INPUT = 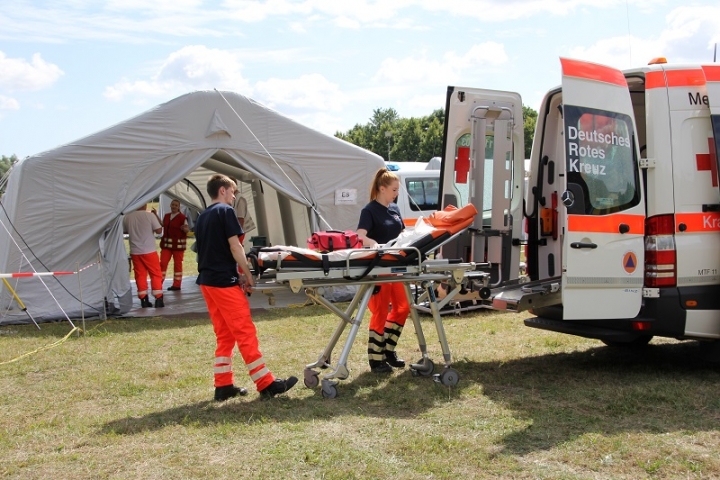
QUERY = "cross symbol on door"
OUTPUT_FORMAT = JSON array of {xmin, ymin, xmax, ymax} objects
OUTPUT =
[{"xmin": 696, "ymin": 137, "xmax": 719, "ymax": 188}]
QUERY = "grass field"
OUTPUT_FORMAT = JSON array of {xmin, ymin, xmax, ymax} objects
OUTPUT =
[{"xmin": 2, "ymin": 305, "xmax": 720, "ymax": 479}]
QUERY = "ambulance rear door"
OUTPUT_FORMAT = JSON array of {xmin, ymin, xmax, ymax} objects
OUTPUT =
[
  {"xmin": 559, "ymin": 58, "xmax": 645, "ymax": 320},
  {"xmin": 703, "ymin": 65, "xmax": 720, "ymax": 187},
  {"xmin": 440, "ymin": 86, "xmax": 525, "ymax": 276}
]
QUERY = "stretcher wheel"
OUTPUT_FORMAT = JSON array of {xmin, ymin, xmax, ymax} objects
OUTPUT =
[
  {"xmin": 411, "ymin": 358, "xmax": 435, "ymax": 377},
  {"xmin": 435, "ymin": 368, "xmax": 460, "ymax": 387},
  {"xmin": 321, "ymin": 380, "xmax": 338, "ymax": 399},
  {"xmin": 304, "ymin": 368, "xmax": 319, "ymax": 388}
]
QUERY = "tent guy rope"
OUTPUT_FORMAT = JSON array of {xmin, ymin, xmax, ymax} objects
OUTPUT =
[{"xmin": 214, "ymin": 89, "xmax": 335, "ymax": 230}]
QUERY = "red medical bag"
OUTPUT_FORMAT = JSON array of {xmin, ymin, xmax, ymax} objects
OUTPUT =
[{"xmin": 307, "ymin": 230, "xmax": 362, "ymax": 252}]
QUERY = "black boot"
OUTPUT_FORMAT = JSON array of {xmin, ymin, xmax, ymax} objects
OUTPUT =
[
  {"xmin": 140, "ymin": 296, "xmax": 152, "ymax": 308},
  {"xmin": 154, "ymin": 296, "xmax": 164, "ymax": 308},
  {"xmin": 384, "ymin": 350, "xmax": 406, "ymax": 368},
  {"xmin": 259, "ymin": 376, "xmax": 299, "ymax": 398},
  {"xmin": 369, "ymin": 360, "xmax": 392, "ymax": 373},
  {"xmin": 214, "ymin": 385, "xmax": 248, "ymax": 402}
]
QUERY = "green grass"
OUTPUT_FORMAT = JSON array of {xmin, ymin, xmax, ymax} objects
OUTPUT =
[{"xmin": 2, "ymin": 307, "xmax": 720, "ymax": 479}]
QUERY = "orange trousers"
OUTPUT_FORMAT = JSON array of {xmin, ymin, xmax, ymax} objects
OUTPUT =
[
  {"xmin": 200, "ymin": 285, "xmax": 274, "ymax": 391},
  {"xmin": 130, "ymin": 252, "xmax": 163, "ymax": 299},
  {"xmin": 160, "ymin": 248, "xmax": 184, "ymax": 288},
  {"xmin": 367, "ymin": 282, "xmax": 410, "ymax": 361}
]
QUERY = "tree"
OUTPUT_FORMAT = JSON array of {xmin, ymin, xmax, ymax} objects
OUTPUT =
[
  {"xmin": 0, "ymin": 154, "xmax": 18, "ymax": 178},
  {"xmin": 522, "ymin": 105, "xmax": 538, "ymax": 159},
  {"xmin": 335, "ymin": 108, "xmax": 443, "ymax": 163}
]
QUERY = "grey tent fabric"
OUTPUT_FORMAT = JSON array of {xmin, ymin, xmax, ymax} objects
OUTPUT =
[{"xmin": 0, "ymin": 90, "xmax": 384, "ymax": 324}]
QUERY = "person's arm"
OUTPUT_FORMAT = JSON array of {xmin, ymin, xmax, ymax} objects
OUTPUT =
[
  {"xmin": 150, "ymin": 210, "xmax": 163, "ymax": 234},
  {"xmin": 356, "ymin": 228, "xmax": 378, "ymax": 248},
  {"xmin": 228, "ymin": 236, "xmax": 255, "ymax": 288}
]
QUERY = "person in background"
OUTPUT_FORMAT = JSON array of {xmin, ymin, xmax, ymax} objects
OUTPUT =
[
  {"xmin": 195, "ymin": 174, "xmax": 297, "ymax": 401},
  {"xmin": 160, "ymin": 199, "xmax": 190, "ymax": 291},
  {"xmin": 232, "ymin": 182, "xmax": 256, "ymax": 245},
  {"xmin": 356, "ymin": 168, "xmax": 409, "ymax": 373},
  {"xmin": 123, "ymin": 204, "xmax": 165, "ymax": 308}
]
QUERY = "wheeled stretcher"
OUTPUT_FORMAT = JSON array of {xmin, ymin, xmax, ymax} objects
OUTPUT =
[{"xmin": 256, "ymin": 205, "xmax": 484, "ymax": 398}]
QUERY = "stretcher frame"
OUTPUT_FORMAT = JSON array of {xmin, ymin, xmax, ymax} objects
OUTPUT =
[{"xmin": 259, "ymin": 243, "xmax": 482, "ymax": 398}]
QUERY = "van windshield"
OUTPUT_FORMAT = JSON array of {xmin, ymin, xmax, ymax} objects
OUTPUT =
[
  {"xmin": 406, "ymin": 177, "xmax": 440, "ymax": 211},
  {"xmin": 564, "ymin": 105, "xmax": 641, "ymax": 214}
]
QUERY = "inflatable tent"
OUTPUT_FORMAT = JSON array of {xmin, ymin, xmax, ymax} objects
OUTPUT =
[{"xmin": 0, "ymin": 90, "xmax": 384, "ymax": 324}]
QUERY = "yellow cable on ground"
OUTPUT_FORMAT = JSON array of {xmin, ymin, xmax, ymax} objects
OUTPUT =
[{"xmin": 0, "ymin": 326, "xmax": 80, "ymax": 365}]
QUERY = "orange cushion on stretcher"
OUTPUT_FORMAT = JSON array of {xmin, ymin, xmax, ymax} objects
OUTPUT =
[{"xmin": 427, "ymin": 204, "xmax": 478, "ymax": 234}]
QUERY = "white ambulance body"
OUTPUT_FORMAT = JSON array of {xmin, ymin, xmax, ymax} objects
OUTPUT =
[
  {"xmin": 387, "ymin": 162, "xmax": 441, "ymax": 228},
  {"xmin": 439, "ymin": 58, "xmax": 720, "ymax": 345}
]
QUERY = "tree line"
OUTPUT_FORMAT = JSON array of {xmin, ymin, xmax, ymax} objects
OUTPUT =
[{"xmin": 335, "ymin": 106, "xmax": 538, "ymax": 162}]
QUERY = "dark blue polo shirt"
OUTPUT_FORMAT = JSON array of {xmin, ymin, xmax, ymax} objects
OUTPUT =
[
  {"xmin": 195, "ymin": 202, "xmax": 244, "ymax": 287},
  {"xmin": 357, "ymin": 200, "xmax": 404, "ymax": 245}
]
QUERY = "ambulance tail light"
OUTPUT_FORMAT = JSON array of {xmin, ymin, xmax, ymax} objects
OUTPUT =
[{"xmin": 644, "ymin": 214, "xmax": 676, "ymax": 288}]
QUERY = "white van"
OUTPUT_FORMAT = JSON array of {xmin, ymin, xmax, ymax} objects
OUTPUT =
[
  {"xmin": 387, "ymin": 162, "xmax": 441, "ymax": 228},
  {"xmin": 439, "ymin": 58, "xmax": 720, "ymax": 347}
]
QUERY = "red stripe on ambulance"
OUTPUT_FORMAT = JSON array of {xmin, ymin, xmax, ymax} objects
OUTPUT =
[
  {"xmin": 646, "ymin": 68, "xmax": 706, "ymax": 89},
  {"xmin": 560, "ymin": 58, "xmax": 627, "ymax": 87},
  {"xmin": 675, "ymin": 212, "xmax": 720, "ymax": 232},
  {"xmin": 701, "ymin": 65, "xmax": 720, "ymax": 82},
  {"xmin": 567, "ymin": 214, "xmax": 644, "ymax": 234}
]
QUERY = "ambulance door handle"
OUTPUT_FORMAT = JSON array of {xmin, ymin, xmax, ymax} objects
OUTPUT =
[
  {"xmin": 618, "ymin": 223, "xmax": 630, "ymax": 234},
  {"xmin": 570, "ymin": 242, "xmax": 597, "ymax": 249}
]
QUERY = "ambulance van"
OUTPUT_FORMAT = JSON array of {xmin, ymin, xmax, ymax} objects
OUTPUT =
[{"xmin": 439, "ymin": 58, "xmax": 720, "ymax": 346}]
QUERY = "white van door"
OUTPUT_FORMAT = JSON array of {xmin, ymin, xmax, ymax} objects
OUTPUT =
[
  {"xmin": 703, "ymin": 66, "xmax": 720, "ymax": 177},
  {"xmin": 560, "ymin": 58, "xmax": 645, "ymax": 319},
  {"xmin": 440, "ymin": 87, "xmax": 525, "ymax": 268}
]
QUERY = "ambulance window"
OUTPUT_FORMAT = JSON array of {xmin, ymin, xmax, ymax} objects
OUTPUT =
[
  {"xmin": 564, "ymin": 106, "xmax": 640, "ymax": 214},
  {"xmin": 406, "ymin": 178, "xmax": 440, "ymax": 211},
  {"xmin": 453, "ymin": 133, "xmax": 495, "ymax": 212}
]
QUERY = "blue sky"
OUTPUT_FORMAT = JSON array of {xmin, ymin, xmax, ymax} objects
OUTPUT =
[{"xmin": 1, "ymin": 1, "xmax": 719, "ymax": 160}]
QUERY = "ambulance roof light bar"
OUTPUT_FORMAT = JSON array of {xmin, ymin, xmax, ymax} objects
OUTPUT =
[{"xmin": 648, "ymin": 57, "xmax": 668, "ymax": 65}]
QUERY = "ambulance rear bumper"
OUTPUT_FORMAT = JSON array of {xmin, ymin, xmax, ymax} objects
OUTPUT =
[{"xmin": 526, "ymin": 285, "xmax": 718, "ymax": 341}]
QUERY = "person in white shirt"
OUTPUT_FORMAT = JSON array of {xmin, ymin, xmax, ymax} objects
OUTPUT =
[{"xmin": 123, "ymin": 204, "xmax": 164, "ymax": 308}]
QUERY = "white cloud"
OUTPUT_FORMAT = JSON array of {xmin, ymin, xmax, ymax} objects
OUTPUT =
[
  {"xmin": 0, "ymin": 52, "xmax": 64, "ymax": 91},
  {"xmin": 0, "ymin": 95, "xmax": 20, "ymax": 110},
  {"xmin": 372, "ymin": 42, "xmax": 508, "ymax": 85},
  {"xmin": 254, "ymin": 73, "xmax": 347, "ymax": 111},
  {"xmin": 104, "ymin": 45, "xmax": 252, "ymax": 100},
  {"xmin": 568, "ymin": 5, "xmax": 720, "ymax": 68}
]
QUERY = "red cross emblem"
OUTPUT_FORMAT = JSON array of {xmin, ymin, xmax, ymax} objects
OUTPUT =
[{"xmin": 696, "ymin": 137, "xmax": 719, "ymax": 187}]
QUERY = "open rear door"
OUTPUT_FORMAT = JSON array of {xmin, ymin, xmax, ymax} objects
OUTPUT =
[
  {"xmin": 439, "ymin": 87, "xmax": 525, "ymax": 283},
  {"xmin": 559, "ymin": 58, "xmax": 645, "ymax": 319},
  {"xmin": 703, "ymin": 65, "xmax": 720, "ymax": 182}
]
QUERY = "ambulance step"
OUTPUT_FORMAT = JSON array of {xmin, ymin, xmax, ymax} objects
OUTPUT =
[{"xmin": 490, "ymin": 277, "xmax": 562, "ymax": 312}]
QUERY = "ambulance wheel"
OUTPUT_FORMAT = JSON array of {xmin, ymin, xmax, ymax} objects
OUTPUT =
[
  {"xmin": 601, "ymin": 335, "xmax": 652, "ymax": 348},
  {"xmin": 438, "ymin": 368, "xmax": 460, "ymax": 387},
  {"xmin": 303, "ymin": 369, "xmax": 319, "ymax": 388},
  {"xmin": 321, "ymin": 384, "xmax": 338, "ymax": 399},
  {"xmin": 411, "ymin": 358, "xmax": 435, "ymax": 377}
]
